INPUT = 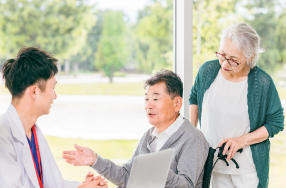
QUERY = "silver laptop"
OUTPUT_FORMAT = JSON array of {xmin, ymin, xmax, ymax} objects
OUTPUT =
[{"xmin": 126, "ymin": 148, "xmax": 175, "ymax": 188}]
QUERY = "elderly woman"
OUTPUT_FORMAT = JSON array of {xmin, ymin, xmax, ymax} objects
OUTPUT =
[{"xmin": 189, "ymin": 22, "xmax": 284, "ymax": 188}]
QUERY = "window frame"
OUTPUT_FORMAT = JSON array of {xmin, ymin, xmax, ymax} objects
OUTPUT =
[{"xmin": 173, "ymin": 0, "xmax": 193, "ymax": 120}]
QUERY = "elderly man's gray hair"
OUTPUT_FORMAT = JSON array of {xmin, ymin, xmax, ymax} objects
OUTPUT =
[
  {"xmin": 144, "ymin": 69, "xmax": 183, "ymax": 99},
  {"xmin": 220, "ymin": 22, "xmax": 264, "ymax": 68}
]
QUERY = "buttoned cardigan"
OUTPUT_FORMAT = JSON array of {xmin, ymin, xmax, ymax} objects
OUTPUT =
[{"xmin": 189, "ymin": 59, "xmax": 284, "ymax": 188}]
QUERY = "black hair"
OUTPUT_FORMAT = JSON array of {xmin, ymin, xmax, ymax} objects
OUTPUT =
[
  {"xmin": 2, "ymin": 47, "xmax": 58, "ymax": 99},
  {"xmin": 144, "ymin": 69, "xmax": 183, "ymax": 99}
]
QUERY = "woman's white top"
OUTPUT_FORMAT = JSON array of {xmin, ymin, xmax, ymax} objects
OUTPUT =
[{"xmin": 201, "ymin": 69, "xmax": 257, "ymax": 174}]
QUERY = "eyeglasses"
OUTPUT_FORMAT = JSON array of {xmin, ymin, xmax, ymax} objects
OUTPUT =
[{"xmin": 216, "ymin": 52, "xmax": 240, "ymax": 67}]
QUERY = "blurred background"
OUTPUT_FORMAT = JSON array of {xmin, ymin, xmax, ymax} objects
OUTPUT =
[{"xmin": 0, "ymin": 0, "xmax": 285, "ymax": 187}]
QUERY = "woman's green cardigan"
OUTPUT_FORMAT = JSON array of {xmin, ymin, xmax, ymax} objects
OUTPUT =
[{"xmin": 189, "ymin": 59, "xmax": 284, "ymax": 188}]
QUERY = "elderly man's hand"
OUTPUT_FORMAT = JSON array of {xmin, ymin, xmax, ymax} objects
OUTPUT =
[
  {"xmin": 218, "ymin": 137, "xmax": 247, "ymax": 161},
  {"xmin": 62, "ymin": 144, "xmax": 97, "ymax": 166}
]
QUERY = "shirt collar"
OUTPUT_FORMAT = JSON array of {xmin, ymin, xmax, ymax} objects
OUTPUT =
[{"xmin": 151, "ymin": 115, "xmax": 184, "ymax": 138}]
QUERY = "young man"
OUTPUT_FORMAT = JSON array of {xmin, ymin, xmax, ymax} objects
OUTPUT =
[
  {"xmin": 0, "ymin": 47, "xmax": 107, "ymax": 188},
  {"xmin": 62, "ymin": 70, "xmax": 209, "ymax": 188}
]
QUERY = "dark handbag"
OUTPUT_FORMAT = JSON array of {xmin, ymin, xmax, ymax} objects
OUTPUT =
[{"xmin": 202, "ymin": 143, "xmax": 243, "ymax": 188}]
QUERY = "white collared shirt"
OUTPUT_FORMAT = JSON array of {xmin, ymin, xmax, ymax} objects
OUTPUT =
[{"xmin": 150, "ymin": 115, "xmax": 184, "ymax": 152}]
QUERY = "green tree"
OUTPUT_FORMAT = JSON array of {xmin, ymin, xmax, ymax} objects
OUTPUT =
[
  {"xmin": 70, "ymin": 44, "xmax": 92, "ymax": 76},
  {"xmin": 0, "ymin": 0, "xmax": 95, "ymax": 69},
  {"xmin": 134, "ymin": 0, "xmax": 173, "ymax": 73},
  {"xmin": 193, "ymin": 0, "xmax": 239, "ymax": 71},
  {"xmin": 241, "ymin": 0, "xmax": 285, "ymax": 74},
  {"xmin": 0, "ymin": 0, "xmax": 43, "ymax": 60},
  {"xmin": 277, "ymin": 8, "xmax": 286, "ymax": 65},
  {"xmin": 135, "ymin": 0, "xmax": 238, "ymax": 73},
  {"xmin": 95, "ymin": 11, "xmax": 129, "ymax": 83},
  {"xmin": 70, "ymin": 10, "xmax": 105, "ymax": 73},
  {"xmin": 43, "ymin": 0, "xmax": 96, "ymax": 74}
]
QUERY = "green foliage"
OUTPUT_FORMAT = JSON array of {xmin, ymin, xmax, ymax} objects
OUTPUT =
[
  {"xmin": 0, "ymin": 0, "xmax": 95, "ymax": 61},
  {"xmin": 193, "ymin": 0, "xmax": 240, "ymax": 71},
  {"xmin": 134, "ymin": 0, "xmax": 173, "ymax": 73},
  {"xmin": 70, "ymin": 10, "xmax": 105, "ymax": 70},
  {"xmin": 113, "ymin": 72, "xmax": 126, "ymax": 77},
  {"xmin": 192, "ymin": 0, "xmax": 286, "ymax": 74},
  {"xmin": 0, "ymin": 0, "xmax": 285, "ymax": 76},
  {"xmin": 242, "ymin": 0, "xmax": 284, "ymax": 74},
  {"xmin": 276, "ymin": 4, "xmax": 286, "ymax": 69},
  {"xmin": 95, "ymin": 11, "xmax": 129, "ymax": 82},
  {"xmin": 0, "ymin": 82, "xmax": 145, "ymax": 96}
]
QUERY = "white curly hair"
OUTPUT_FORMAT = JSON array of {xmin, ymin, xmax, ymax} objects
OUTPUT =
[{"xmin": 220, "ymin": 22, "xmax": 265, "ymax": 68}]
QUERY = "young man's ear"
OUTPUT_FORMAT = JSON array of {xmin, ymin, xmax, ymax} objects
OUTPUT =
[{"xmin": 28, "ymin": 85, "xmax": 38, "ymax": 99}]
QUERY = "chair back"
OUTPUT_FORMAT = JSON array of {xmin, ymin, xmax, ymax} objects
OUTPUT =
[{"xmin": 202, "ymin": 147, "xmax": 216, "ymax": 188}]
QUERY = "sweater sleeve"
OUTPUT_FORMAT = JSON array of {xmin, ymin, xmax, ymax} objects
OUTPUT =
[
  {"xmin": 91, "ymin": 133, "xmax": 145, "ymax": 187},
  {"xmin": 263, "ymin": 80, "xmax": 284, "ymax": 138},
  {"xmin": 165, "ymin": 135, "xmax": 209, "ymax": 188},
  {"xmin": 189, "ymin": 72, "xmax": 200, "ymax": 105}
]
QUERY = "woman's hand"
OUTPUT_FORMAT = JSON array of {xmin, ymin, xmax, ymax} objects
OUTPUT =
[
  {"xmin": 218, "ymin": 137, "xmax": 247, "ymax": 161},
  {"xmin": 218, "ymin": 126, "xmax": 269, "ymax": 161}
]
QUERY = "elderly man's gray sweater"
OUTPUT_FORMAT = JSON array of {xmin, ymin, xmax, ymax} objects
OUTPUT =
[{"xmin": 91, "ymin": 119, "xmax": 209, "ymax": 188}]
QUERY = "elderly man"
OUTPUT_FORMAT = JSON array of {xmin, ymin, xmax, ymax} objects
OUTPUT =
[{"xmin": 63, "ymin": 70, "xmax": 209, "ymax": 188}]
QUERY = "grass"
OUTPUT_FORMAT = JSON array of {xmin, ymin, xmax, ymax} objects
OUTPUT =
[
  {"xmin": 2, "ymin": 82, "xmax": 286, "ymax": 98},
  {"xmin": 54, "ymin": 83, "xmax": 145, "ymax": 95},
  {"xmin": 269, "ymin": 132, "xmax": 286, "ymax": 188},
  {"xmin": 46, "ymin": 133, "xmax": 286, "ymax": 188},
  {"xmin": 45, "ymin": 136, "xmax": 139, "ymax": 160},
  {"xmin": 0, "ymin": 82, "xmax": 145, "ymax": 96}
]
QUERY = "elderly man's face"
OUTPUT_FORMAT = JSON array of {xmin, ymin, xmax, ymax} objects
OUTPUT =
[{"xmin": 144, "ymin": 82, "xmax": 180, "ymax": 130}]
